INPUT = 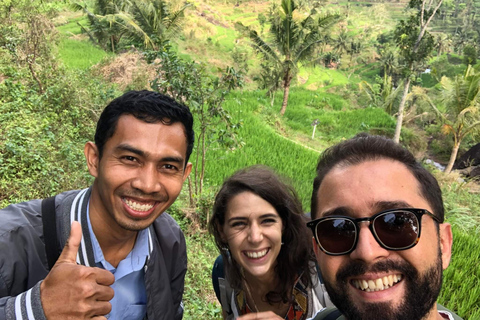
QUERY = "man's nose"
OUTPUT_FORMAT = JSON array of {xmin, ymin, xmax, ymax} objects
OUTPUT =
[
  {"xmin": 131, "ymin": 164, "xmax": 162, "ymax": 194},
  {"xmin": 349, "ymin": 224, "xmax": 389, "ymax": 262}
]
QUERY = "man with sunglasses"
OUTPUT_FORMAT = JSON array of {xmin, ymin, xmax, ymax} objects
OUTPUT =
[{"xmin": 307, "ymin": 133, "xmax": 462, "ymax": 320}]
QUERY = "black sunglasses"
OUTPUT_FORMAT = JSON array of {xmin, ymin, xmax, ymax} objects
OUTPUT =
[{"xmin": 307, "ymin": 208, "xmax": 440, "ymax": 256}]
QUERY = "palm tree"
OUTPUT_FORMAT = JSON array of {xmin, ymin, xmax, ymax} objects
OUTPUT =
[
  {"xmin": 422, "ymin": 65, "xmax": 480, "ymax": 173},
  {"xmin": 74, "ymin": 0, "xmax": 187, "ymax": 52},
  {"xmin": 359, "ymin": 75, "xmax": 403, "ymax": 115},
  {"xmin": 238, "ymin": 0, "xmax": 340, "ymax": 115},
  {"xmin": 129, "ymin": 0, "xmax": 189, "ymax": 49}
]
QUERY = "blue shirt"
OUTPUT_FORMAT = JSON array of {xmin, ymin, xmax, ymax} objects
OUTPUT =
[{"xmin": 87, "ymin": 207, "xmax": 149, "ymax": 320}]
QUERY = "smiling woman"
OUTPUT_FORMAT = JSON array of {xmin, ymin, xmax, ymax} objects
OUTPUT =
[{"xmin": 208, "ymin": 165, "xmax": 330, "ymax": 320}]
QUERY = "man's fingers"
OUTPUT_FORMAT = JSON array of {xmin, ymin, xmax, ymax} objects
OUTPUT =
[
  {"xmin": 90, "ymin": 301, "xmax": 112, "ymax": 316},
  {"xmin": 94, "ymin": 284, "xmax": 115, "ymax": 302},
  {"xmin": 56, "ymin": 221, "xmax": 82, "ymax": 264},
  {"xmin": 93, "ymin": 267, "xmax": 115, "ymax": 286}
]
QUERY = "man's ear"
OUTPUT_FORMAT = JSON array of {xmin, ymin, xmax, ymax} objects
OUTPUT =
[
  {"xmin": 84, "ymin": 142, "xmax": 100, "ymax": 178},
  {"xmin": 439, "ymin": 222, "xmax": 453, "ymax": 270},
  {"xmin": 183, "ymin": 162, "xmax": 193, "ymax": 182}
]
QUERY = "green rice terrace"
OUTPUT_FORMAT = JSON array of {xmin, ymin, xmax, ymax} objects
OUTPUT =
[{"xmin": 1, "ymin": 0, "xmax": 480, "ymax": 318}]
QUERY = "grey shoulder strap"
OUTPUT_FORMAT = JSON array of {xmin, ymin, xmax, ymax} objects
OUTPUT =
[
  {"xmin": 218, "ymin": 276, "xmax": 233, "ymax": 315},
  {"xmin": 313, "ymin": 307, "xmax": 342, "ymax": 320}
]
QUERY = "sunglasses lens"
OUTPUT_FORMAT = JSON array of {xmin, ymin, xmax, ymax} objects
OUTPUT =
[
  {"xmin": 373, "ymin": 211, "xmax": 419, "ymax": 249},
  {"xmin": 316, "ymin": 218, "xmax": 356, "ymax": 254}
]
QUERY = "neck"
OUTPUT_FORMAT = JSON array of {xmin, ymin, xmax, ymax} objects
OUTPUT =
[
  {"xmin": 244, "ymin": 270, "xmax": 278, "ymax": 297},
  {"xmin": 243, "ymin": 271, "xmax": 291, "ymax": 316},
  {"xmin": 88, "ymin": 188, "xmax": 138, "ymax": 268}
]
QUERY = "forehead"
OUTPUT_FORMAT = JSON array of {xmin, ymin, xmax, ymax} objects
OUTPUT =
[
  {"xmin": 226, "ymin": 191, "xmax": 278, "ymax": 218},
  {"xmin": 316, "ymin": 159, "xmax": 432, "ymax": 217},
  {"xmin": 109, "ymin": 115, "xmax": 188, "ymax": 156}
]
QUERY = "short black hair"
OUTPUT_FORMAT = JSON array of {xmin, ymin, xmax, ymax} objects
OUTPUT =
[
  {"xmin": 209, "ymin": 165, "xmax": 315, "ymax": 304},
  {"xmin": 94, "ymin": 90, "xmax": 194, "ymax": 163},
  {"xmin": 311, "ymin": 133, "xmax": 444, "ymax": 222}
]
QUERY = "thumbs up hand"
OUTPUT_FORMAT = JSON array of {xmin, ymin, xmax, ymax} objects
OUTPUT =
[{"xmin": 40, "ymin": 221, "xmax": 115, "ymax": 319}]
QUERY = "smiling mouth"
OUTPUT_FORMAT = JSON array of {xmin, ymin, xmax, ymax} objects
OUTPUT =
[
  {"xmin": 123, "ymin": 197, "xmax": 157, "ymax": 212},
  {"xmin": 352, "ymin": 274, "xmax": 402, "ymax": 292},
  {"xmin": 244, "ymin": 249, "xmax": 269, "ymax": 259}
]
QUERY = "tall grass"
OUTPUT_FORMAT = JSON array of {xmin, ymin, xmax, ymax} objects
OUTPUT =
[{"xmin": 440, "ymin": 227, "xmax": 480, "ymax": 319}]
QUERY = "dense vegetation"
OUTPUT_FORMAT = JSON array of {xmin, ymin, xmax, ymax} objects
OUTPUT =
[{"xmin": 1, "ymin": 0, "xmax": 480, "ymax": 318}]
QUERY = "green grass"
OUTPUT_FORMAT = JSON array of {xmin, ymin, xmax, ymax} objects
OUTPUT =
[
  {"xmin": 57, "ymin": 38, "xmax": 112, "ymax": 70},
  {"xmin": 56, "ymin": 15, "xmax": 89, "ymax": 36},
  {"xmin": 440, "ymin": 227, "xmax": 480, "ymax": 320}
]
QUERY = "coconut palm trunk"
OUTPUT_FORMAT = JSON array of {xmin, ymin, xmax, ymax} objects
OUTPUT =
[
  {"xmin": 393, "ymin": 76, "xmax": 411, "ymax": 143},
  {"xmin": 445, "ymin": 138, "xmax": 460, "ymax": 174},
  {"xmin": 280, "ymin": 71, "xmax": 292, "ymax": 116}
]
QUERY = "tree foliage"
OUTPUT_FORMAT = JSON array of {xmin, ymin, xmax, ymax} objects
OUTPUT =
[
  {"xmin": 418, "ymin": 65, "xmax": 480, "ymax": 173},
  {"xmin": 150, "ymin": 44, "xmax": 243, "ymax": 223},
  {"xmin": 237, "ymin": 0, "xmax": 340, "ymax": 115},
  {"xmin": 72, "ymin": 0, "xmax": 188, "ymax": 52},
  {"xmin": 392, "ymin": 0, "xmax": 443, "ymax": 143}
]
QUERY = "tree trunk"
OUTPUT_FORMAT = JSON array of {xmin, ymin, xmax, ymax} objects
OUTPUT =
[
  {"xmin": 199, "ymin": 126, "xmax": 206, "ymax": 196},
  {"xmin": 187, "ymin": 175, "xmax": 194, "ymax": 207},
  {"xmin": 393, "ymin": 76, "xmax": 412, "ymax": 143},
  {"xmin": 28, "ymin": 62, "xmax": 44, "ymax": 94},
  {"xmin": 445, "ymin": 139, "xmax": 461, "ymax": 174},
  {"xmin": 280, "ymin": 74, "xmax": 291, "ymax": 116}
]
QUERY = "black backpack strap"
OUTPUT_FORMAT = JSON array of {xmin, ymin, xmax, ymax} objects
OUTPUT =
[{"xmin": 41, "ymin": 196, "xmax": 59, "ymax": 270}]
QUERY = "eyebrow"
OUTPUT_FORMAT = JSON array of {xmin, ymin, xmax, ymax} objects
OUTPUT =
[
  {"xmin": 115, "ymin": 144, "xmax": 184, "ymax": 164},
  {"xmin": 227, "ymin": 213, "xmax": 279, "ymax": 223},
  {"xmin": 320, "ymin": 201, "xmax": 413, "ymax": 218},
  {"xmin": 374, "ymin": 201, "xmax": 413, "ymax": 212},
  {"xmin": 321, "ymin": 207, "xmax": 354, "ymax": 217},
  {"xmin": 115, "ymin": 144, "xmax": 145, "ymax": 157}
]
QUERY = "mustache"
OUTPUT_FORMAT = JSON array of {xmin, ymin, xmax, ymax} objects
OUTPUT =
[
  {"xmin": 336, "ymin": 259, "xmax": 418, "ymax": 282},
  {"xmin": 121, "ymin": 190, "xmax": 167, "ymax": 202}
]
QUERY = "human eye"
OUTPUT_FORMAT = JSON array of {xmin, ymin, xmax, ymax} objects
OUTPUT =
[
  {"xmin": 230, "ymin": 221, "xmax": 247, "ymax": 228},
  {"xmin": 262, "ymin": 217, "xmax": 278, "ymax": 225},
  {"xmin": 121, "ymin": 155, "xmax": 138, "ymax": 163},
  {"xmin": 160, "ymin": 163, "xmax": 181, "ymax": 174}
]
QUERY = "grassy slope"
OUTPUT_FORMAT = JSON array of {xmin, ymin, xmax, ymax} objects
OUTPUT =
[{"xmin": 50, "ymin": 1, "xmax": 480, "ymax": 318}]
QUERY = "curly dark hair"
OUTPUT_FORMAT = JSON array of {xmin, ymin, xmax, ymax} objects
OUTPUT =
[{"xmin": 209, "ymin": 165, "xmax": 316, "ymax": 305}]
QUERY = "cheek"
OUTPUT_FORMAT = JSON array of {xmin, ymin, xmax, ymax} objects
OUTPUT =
[
  {"xmin": 319, "ymin": 256, "xmax": 343, "ymax": 282},
  {"xmin": 224, "ymin": 229, "xmax": 245, "ymax": 251}
]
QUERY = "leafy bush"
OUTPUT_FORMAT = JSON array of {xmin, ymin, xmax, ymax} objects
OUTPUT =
[{"xmin": 0, "ymin": 68, "xmax": 118, "ymax": 207}]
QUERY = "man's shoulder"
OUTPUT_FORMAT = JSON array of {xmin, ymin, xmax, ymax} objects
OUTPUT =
[
  {"xmin": 151, "ymin": 212, "xmax": 185, "ymax": 243},
  {"xmin": 437, "ymin": 303, "xmax": 464, "ymax": 320},
  {"xmin": 309, "ymin": 307, "xmax": 345, "ymax": 320}
]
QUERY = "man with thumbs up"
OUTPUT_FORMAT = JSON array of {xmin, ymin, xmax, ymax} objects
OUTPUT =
[{"xmin": 0, "ymin": 90, "xmax": 194, "ymax": 320}]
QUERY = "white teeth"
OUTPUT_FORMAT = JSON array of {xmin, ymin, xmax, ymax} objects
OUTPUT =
[
  {"xmin": 124, "ymin": 198, "xmax": 154, "ymax": 212},
  {"xmin": 353, "ymin": 274, "xmax": 402, "ymax": 292},
  {"xmin": 245, "ymin": 249, "xmax": 268, "ymax": 259}
]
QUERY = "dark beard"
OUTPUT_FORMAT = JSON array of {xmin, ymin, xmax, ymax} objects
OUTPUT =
[{"xmin": 323, "ymin": 253, "xmax": 443, "ymax": 320}]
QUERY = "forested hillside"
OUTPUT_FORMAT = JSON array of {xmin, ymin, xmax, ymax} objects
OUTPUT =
[{"xmin": 1, "ymin": 0, "xmax": 480, "ymax": 318}]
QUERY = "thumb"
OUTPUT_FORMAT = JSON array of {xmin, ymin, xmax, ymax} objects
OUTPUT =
[{"xmin": 56, "ymin": 221, "xmax": 82, "ymax": 264}]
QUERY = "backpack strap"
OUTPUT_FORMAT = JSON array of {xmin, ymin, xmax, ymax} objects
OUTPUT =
[
  {"xmin": 313, "ymin": 307, "xmax": 342, "ymax": 320},
  {"xmin": 212, "ymin": 255, "xmax": 233, "ymax": 316},
  {"xmin": 41, "ymin": 196, "xmax": 59, "ymax": 270}
]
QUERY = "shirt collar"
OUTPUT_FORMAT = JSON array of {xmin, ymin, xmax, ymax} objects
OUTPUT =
[{"xmin": 86, "ymin": 201, "xmax": 150, "ymax": 271}]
